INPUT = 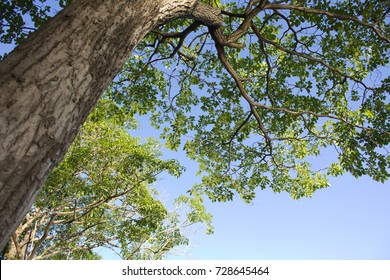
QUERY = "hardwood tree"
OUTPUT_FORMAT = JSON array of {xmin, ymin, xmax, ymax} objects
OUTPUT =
[
  {"xmin": 1, "ymin": 99, "xmax": 210, "ymax": 260},
  {"xmin": 0, "ymin": 0, "xmax": 389, "ymax": 251}
]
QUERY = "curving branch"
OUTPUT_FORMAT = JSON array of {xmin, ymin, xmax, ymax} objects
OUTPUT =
[
  {"xmin": 224, "ymin": 0, "xmax": 268, "ymax": 44},
  {"xmin": 265, "ymin": 3, "xmax": 390, "ymax": 43},
  {"xmin": 250, "ymin": 22, "xmax": 374, "ymax": 90},
  {"xmin": 209, "ymin": 27, "xmax": 273, "ymax": 152},
  {"xmin": 154, "ymin": 21, "xmax": 202, "ymax": 59}
]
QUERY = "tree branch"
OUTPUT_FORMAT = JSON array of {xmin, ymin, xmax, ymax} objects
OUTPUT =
[
  {"xmin": 187, "ymin": 2, "xmax": 223, "ymax": 27},
  {"xmin": 251, "ymin": 102, "xmax": 390, "ymax": 136},
  {"xmin": 28, "ymin": 214, "xmax": 55, "ymax": 260},
  {"xmin": 209, "ymin": 27, "xmax": 273, "ymax": 151},
  {"xmin": 265, "ymin": 3, "xmax": 390, "ymax": 43},
  {"xmin": 250, "ymin": 23, "xmax": 374, "ymax": 90},
  {"xmin": 225, "ymin": 0, "xmax": 267, "ymax": 44}
]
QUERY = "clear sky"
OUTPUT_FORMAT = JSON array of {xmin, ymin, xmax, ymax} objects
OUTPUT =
[{"xmin": 1, "ymin": 0, "xmax": 389, "ymax": 261}]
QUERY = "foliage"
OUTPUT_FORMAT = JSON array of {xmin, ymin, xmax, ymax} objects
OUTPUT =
[
  {"xmin": 1, "ymin": 0, "xmax": 389, "ymax": 203},
  {"xmin": 1, "ymin": 99, "xmax": 211, "ymax": 260},
  {"xmin": 109, "ymin": 0, "xmax": 390, "ymax": 201},
  {"xmin": 1, "ymin": 0, "xmax": 49, "ymax": 44}
]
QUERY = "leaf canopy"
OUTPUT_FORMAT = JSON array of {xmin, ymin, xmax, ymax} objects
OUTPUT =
[{"xmin": 107, "ymin": 0, "xmax": 390, "ymax": 201}]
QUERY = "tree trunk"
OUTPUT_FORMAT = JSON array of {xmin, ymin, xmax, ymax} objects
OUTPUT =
[{"xmin": 0, "ymin": 0, "xmax": 221, "ymax": 251}]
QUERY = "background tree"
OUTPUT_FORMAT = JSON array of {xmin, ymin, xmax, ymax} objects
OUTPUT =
[
  {"xmin": 0, "ymin": 0, "xmax": 389, "ymax": 250},
  {"xmin": 1, "ymin": 99, "xmax": 211, "ymax": 260}
]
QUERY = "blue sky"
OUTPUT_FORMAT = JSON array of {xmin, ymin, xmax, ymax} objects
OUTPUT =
[
  {"xmin": 193, "ymin": 175, "xmax": 390, "ymax": 259},
  {"xmin": 1, "ymin": 0, "xmax": 389, "ymax": 260}
]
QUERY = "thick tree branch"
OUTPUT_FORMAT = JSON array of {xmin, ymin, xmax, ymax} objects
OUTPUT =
[
  {"xmin": 225, "ymin": 0, "xmax": 267, "ymax": 44},
  {"xmin": 10, "ymin": 233, "xmax": 23, "ymax": 259},
  {"xmin": 187, "ymin": 1, "xmax": 223, "ymax": 27},
  {"xmin": 155, "ymin": 21, "xmax": 202, "ymax": 59},
  {"xmin": 28, "ymin": 214, "xmax": 55, "ymax": 260}
]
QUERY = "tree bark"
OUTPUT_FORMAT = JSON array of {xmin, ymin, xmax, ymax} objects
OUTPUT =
[{"xmin": 0, "ymin": 0, "xmax": 221, "ymax": 251}]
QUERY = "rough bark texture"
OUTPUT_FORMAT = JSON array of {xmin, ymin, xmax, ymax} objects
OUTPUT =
[{"xmin": 0, "ymin": 0, "xmax": 221, "ymax": 251}]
